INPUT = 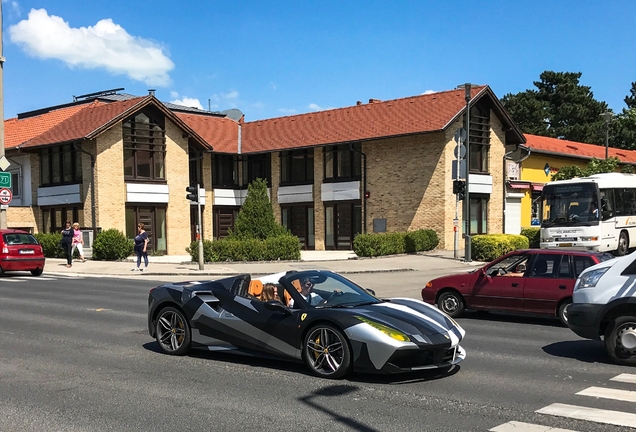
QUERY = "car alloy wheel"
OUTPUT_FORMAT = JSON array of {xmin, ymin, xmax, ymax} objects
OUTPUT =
[
  {"xmin": 604, "ymin": 316, "xmax": 636, "ymax": 366},
  {"xmin": 437, "ymin": 291, "xmax": 465, "ymax": 318},
  {"xmin": 557, "ymin": 300, "xmax": 571, "ymax": 327},
  {"xmin": 304, "ymin": 325, "xmax": 351, "ymax": 379},
  {"xmin": 156, "ymin": 307, "xmax": 191, "ymax": 356}
]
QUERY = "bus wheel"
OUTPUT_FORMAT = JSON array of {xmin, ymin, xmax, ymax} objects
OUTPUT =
[{"xmin": 616, "ymin": 231, "xmax": 629, "ymax": 256}]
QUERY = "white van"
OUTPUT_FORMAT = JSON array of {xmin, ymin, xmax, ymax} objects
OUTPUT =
[{"xmin": 567, "ymin": 252, "xmax": 636, "ymax": 365}]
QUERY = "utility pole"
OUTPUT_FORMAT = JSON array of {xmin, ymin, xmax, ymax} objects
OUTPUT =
[
  {"xmin": 462, "ymin": 84, "xmax": 472, "ymax": 262},
  {"xmin": 0, "ymin": 2, "xmax": 7, "ymax": 229}
]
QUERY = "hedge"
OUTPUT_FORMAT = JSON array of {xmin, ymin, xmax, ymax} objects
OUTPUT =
[
  {"xmin": 471, "ymin": 234, "xmax": 530, "ymax": 262},
  {"xmin": 92, "ymin": 229, "xmax": 135, "ymax": 261},
  {"xmin": 186, "ymin": 235, "xmax": 301, "ymax": 262},
  {"xmin": 353, "ymin": 229, "xmax": 439, "ymax": 257},
  {"xmin": 34, "ymin": 232, "xmax": 65, "ymax": 258},
  {"xmin": 520, "ymin": 227, "xmax": 540, "ymax": 248}
]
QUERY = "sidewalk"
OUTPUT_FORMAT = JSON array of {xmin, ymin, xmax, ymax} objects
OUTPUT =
[{"xmin": 43, "ymin": 249, "xmax": 482, "ymax": 278}]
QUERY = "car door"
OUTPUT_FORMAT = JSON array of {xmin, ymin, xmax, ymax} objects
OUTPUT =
[
  {"xmin": 470, "ymin": 253, "xmax": 528, "ymax": 311},
  {"xmin": 523, "ymin": 253, "xmax": 573, "ymax": 315}
]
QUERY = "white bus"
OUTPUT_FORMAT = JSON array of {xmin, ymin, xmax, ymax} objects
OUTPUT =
[{"xmin": 540, "ymin": 173, "xmax": 636, "ymax": 256}]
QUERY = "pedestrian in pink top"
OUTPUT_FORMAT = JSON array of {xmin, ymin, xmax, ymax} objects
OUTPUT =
[{"xmin": 71, "ymin": 222, "xmax": 86, "ymax": 262}]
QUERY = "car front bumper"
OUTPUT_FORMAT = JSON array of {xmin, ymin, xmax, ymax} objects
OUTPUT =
[{"xmin": 567, "ymin": 302, "xmax": 604, "ymax": 340}]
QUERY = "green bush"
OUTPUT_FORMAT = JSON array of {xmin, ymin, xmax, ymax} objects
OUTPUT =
[
  {"xmin": 34, "ymin": 232, "xmax": 64, "ymax": 258},
  {"xmin": 405, "ymin": 229, "xmax": 439, "ymax": 253},
  {"xmin": 353, "ymin": 232, "xmax": 406, "ymax": 257},
  {"xmin": 92, "ymin": 229, "xmax": 134, "ymax": 261},
  {"xmin": 471, "ymin": 234, "xmax": 530, "ymax": 262},
  {"xmin": 520, "ymin": 227, "xmax": 540, "ymax": 248},
  {"xmin": 186, "ymin": 235, "xmax": 301, "ymax": 262}
]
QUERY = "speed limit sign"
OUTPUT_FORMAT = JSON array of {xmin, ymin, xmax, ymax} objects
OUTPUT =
[{"xmin": 0, "ymin": 188, "xmax": 12, "ymax": 205}]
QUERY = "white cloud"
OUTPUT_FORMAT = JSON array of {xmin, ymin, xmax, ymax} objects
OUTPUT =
[
  {"xmin": 308, "ymin": 103, "xmax": 322, "ymax": 111},
  {"xmin": 169, "ymin": 91, "xmax": 179, "ymax": 99},
  {"xmin": 2, "ymin": 0, "xmax": 20, "ymax": 17},
  {"xmin": 210, "ymin": 90, "xmax": 240, "ymax": 108},
  {"xmin": 170, "ymin": 97, "xmax": 204, "ymax": 110},
  {"xmin": 278, "ymin": 108, "xmax": 296, "ymax": 115},
  {"xmin": 422, "ymin": 90, "xmax": 436, "ymax": 95},
  {"xmin": 8, "ymin": 8, "xmax": 174, "ymax": 86}
]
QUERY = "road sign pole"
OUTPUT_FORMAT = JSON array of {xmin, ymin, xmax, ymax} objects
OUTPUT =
[
  {"xmin": 0, "ymin": 4, "xmax": 7, "ymax": 229},
  {"xmin": 197, "ymin": 184, "xmax": 204, "ymax": 271}
]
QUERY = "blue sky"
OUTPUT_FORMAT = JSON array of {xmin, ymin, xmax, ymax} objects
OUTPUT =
[{"xmin": 2, "ymin": 1, "xmax": 636, "ymax": 121}]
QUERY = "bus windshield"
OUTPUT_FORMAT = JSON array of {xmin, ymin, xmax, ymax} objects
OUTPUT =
[{"xmin": 542, "ymin": 182, "xmax": 600, "ymax": 227}]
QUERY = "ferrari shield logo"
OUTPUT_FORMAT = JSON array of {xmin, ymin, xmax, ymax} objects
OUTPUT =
[{"xmin": 301, "ymin": 313, "xmax": 307, "ymax": 321}]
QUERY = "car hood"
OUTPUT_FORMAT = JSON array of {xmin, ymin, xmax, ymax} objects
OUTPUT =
[{"xmin": 342, "ymin": 297, "xmax": 465, "ymax": 343}]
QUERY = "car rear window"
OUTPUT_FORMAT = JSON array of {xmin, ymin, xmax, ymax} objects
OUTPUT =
[
  {"xmin": 595, "ymin": 253, "xmax": 616, "ymax": 262},
  {"xmin": 3, "ymin": 233, "xmax": 39, "ymax": 245}
]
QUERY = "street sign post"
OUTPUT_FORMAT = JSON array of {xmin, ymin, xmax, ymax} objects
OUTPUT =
[
  {"xmin": 0, "ymin": 188, "xmax": 12, "ymax": 205},
  {"xmin": 0, "ymin": 172, "xmax": 11, "ymax": 189}
]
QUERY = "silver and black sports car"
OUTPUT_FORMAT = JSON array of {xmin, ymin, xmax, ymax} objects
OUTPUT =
[{"xmin": 148, "ymin": 270, "xmax": 466, "ymax": 378}]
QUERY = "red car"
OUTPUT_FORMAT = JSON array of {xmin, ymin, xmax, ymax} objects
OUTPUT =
[
  {"xmin": 0, "ymin": 229, "xmax": 46, "ymax": 276},
  {"xmin": 421, "ymin": 249, "xmax": 614, "ymax": 325}
]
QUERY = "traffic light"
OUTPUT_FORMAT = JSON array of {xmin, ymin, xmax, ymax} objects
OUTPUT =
[
  {"xmin": 453, "ymin": 180, "xmax": 466, "ymax": 201},
  {"xmin": 186, "ymin": 186, "xmax": 198, "ymax": 203}
]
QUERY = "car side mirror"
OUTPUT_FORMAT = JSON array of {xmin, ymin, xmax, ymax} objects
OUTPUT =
[
  {"xmin": 366, "ymin": 288, "xmax": 376, "ymax": 296},
  {"xmin": 263, "ymin": 300, "xmax": 292, "ymax": 315}
]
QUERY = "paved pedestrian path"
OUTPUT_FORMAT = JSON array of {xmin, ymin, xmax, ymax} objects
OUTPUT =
[{"xmin": 41, "ymin": 249, "xmax": 482, "ymax": 278}]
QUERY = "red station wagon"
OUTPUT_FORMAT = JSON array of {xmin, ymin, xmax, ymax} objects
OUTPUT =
[
  {"xmin": 421, "ymin": 249, "xmax": 614, "ymax": 325},
  {"xmin": 0, "ymin": 229, "xmax": 46, "ymax": 276}
]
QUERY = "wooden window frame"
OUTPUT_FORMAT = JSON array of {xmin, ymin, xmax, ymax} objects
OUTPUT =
[{"xmin": 123, "ymin": 110, "xmax": 166, "ymax": 182}]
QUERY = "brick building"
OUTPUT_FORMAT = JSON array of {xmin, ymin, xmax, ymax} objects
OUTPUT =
[{"xmin": 3, "ymin": 86, "xmax": 525, "ymax": 255}]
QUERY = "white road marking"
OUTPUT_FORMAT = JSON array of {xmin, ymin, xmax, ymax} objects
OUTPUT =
[
  {"xmin": 0, "ymin": 278, "xmax": 24, "ymax": 283},
  {"xmin": 577, "ymin": 386, "xmax": 636, "ymax": 403},
  {"xmin": 536, "ymin": 403, "xmax": 636, "ymax": 428},
  {"xmin": 490, "ymin": 421, "xmax": 578, "ymax": 432},
  {"xmin": 611, "ymin": 373, "xmax": 636, "ymax": 384}
]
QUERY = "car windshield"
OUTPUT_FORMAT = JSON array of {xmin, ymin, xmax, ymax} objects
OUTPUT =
[
  {"xmin": 541, "ymin": 182, "xmax": 599, "ymax": 227},
  {"xmin": 284, "ymin": 271, "xmax": 380, "ymax": 308},
  {"xmin": 3, "ymin": 233, "xmax": 38, "ymax": 245}
]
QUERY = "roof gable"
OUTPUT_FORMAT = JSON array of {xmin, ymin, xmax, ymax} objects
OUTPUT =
[{"xmin": 175, "ymin": 113, "xmax": 239, "ymax": 153}]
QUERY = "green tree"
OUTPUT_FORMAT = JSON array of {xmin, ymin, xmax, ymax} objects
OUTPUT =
[
  {"xmin": 228, "ymin": 178, "xmax": 289, "ymax": 239},
  {"xmin": 502, "ymin": 71, "xmax": 609, "ymax": 144},
  {"xmin": 612, "ymin": 82, "xmax": 636, "ymax": 149},
  {"xmin": 551, "ymin": 157, "xmax": 620, "ymax": 181}
]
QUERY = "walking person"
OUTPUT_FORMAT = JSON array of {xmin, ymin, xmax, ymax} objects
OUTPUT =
[
  {"xmin": 132, "ymin": 223, "xmax": 149, "ymax": 272},
  {"xmin": 60, "ymin": 220, "xmax": 74, "ymax": 268},
  {"xmin": 71, "ymin": 222, "xmax": 86, "ymax": 262}
]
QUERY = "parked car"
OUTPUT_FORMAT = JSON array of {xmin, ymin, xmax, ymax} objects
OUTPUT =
[
  {"xmin": 148, "ymin": 270, "xmax": 466, "ymax": 379},
  {"xmin": 0, "ymin": 229, "xmax": 46, "ymax": 276},
  {"xmin": 421, "ymin": 249, "xmax": 614, "ymax": 325},
  {"xmin": 567, "ymin": 252, "xmax": 636, "ymax": 365}
]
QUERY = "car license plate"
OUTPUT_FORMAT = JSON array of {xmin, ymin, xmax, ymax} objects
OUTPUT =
[
  {"xmin": 19, "ymin": 249, "xmax": 35, "ymax": 254},
  {"xmin": 554, "ymin": 237, "xmax": 573, "ymax": 242},
  {"xmin": 558, "ymin": 243, "xmax": 572, "ymax": 247}
]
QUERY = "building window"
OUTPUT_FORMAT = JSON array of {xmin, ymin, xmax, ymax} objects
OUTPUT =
[
  {"xmin": 468, "ymin": 105, "xmax": 490, "ymax": 174},
  {"xmin": 324, "ymin": 201, "xmax": 362, "ymax": 250},
  {"xmin": 212, "ymin": 154, "xmax": 239, "ymax": 187},
  {"xmin": 469, "ymin": 194, "xmax": 488, "ymax": 235},
  {"xmin": 189, "ymin": 147, "xmax": 204, "ymax": 187},
  {"xmin": 324, "ymin": 143, "xmax": 361, "ymax": 182},
  {"xmin": 243, "ymin": 153, "xmax": 271, "ymax": 186},
  {"xmin": 280, "ymin": 149, "xmax": 314, "ymax": 185},
  {"xmin": 213, "ymin": 206, "xmax": 240, "ymax": 239},
  {"xmin": 42, "ymin": 206, "xmax": 80, "ymax": 233},
  {"xmin": 8, "ymin": 169, "xmax": 21, "ymax": 199},
  {"xmin": 281, "ymin": 204, "xmax": 315, "ymax": 250},
  {"xmin": 125, "ymin": 205, "xmax": 167, "ymax": 254},
  {"xmin": 40, "ymin": 144, "xmax": 82, "ymax": 186},
  {"xmin": 123, "ymin": 109, "xmax": 166, "ymax": 181}
]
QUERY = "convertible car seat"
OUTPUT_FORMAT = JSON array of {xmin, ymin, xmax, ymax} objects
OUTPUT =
[
  {"xmin": 248, "ymin": 280, "xmax": 263, "ymax": 297},
  {"xmin": 283, "ymin": 279, "xmax": 303, "ymax": 306}
]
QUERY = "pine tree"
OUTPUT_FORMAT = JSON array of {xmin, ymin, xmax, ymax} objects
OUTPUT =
[{"xmin": 229, "ymin": 178, "xmax": 288, "ymax": 240}]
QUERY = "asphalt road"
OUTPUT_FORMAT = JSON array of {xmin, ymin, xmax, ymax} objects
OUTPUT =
[{"xmin": 1, "ymin": 271, "xmax": 635, "ymax": 432}]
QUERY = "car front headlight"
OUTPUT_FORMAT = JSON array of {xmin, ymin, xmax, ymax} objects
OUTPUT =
[
  {"xmin": 575, "ymin": 267, "xmax": 609, "ymax": 291},
  {"xmin": 542, "ymin": 238, "xmax": 554, "ymax": 242},
  {"xmin": 356, "ymin": 316, "xmax": 410, "ymax": 342}
]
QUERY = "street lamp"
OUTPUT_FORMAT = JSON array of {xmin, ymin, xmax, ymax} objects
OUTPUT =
[
  {"xmin": 456, "ymin": 83, "xmax": 474, "ymax": 262},
  {"xmin": 600, "ymin": 112, "xmax": 612, "ymax": 160}
]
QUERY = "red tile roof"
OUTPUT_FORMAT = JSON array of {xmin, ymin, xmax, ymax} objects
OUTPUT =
[
  {"xmin": 18, "ymin": 98, "xmax": 146, "ymax": 149},
  {"xmin": 524, "ymin": 134, "xmax": 636, "ymax": 164},
  {"xmin": 175, "ymin": 113, "xmax": 239, "ymax": 153},
  {"xmin": 4, "ymin": 102, "xmax": 97, "ymax": 149},
  {"xmin": 242, "ymin": 87, "xmax": 487, "ymax": 153}
]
